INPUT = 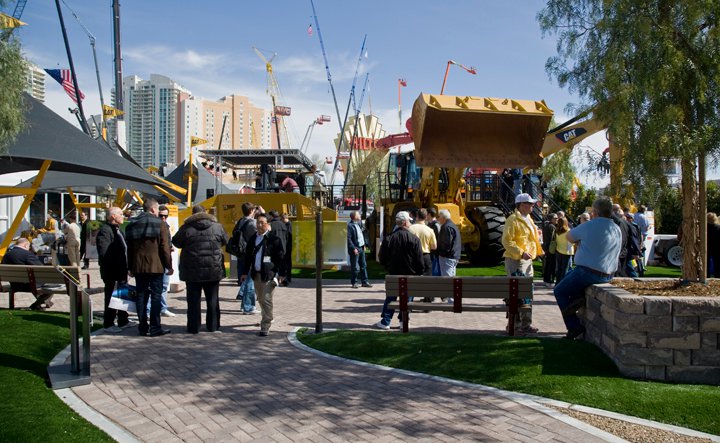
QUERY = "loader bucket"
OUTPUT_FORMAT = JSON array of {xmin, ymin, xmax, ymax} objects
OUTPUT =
[{"xmin": 410, "ymin": 94, "xmax": 553, "ymax": 169}]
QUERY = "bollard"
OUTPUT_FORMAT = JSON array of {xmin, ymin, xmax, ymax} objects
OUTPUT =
[{"xmin": 315, "ymin": 207, "xmax": 323, "ymax": 333}]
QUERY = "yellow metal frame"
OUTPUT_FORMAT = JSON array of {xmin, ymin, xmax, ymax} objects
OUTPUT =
[
  {"xmin": 0, "ymin": 160, "xmax": 52, "ymax": 258},
  {"xmin": 66, "ymin": 187, "xmax": 106, "ymax": 209}
]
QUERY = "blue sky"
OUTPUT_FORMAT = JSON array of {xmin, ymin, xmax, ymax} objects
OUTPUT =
[{"xmin": 12, "ymin": 0, "xmax": 614, "ymax": 184}]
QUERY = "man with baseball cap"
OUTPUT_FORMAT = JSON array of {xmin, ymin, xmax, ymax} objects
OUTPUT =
[
  {"xmin": 501, "ymin": 193, "xmax": 543, "ymax": 334},
  {"xmin": 375, "ymin": 211, "xmax": 424, "ymax": 330}
]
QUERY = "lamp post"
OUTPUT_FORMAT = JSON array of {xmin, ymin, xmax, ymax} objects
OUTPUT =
[{"xmin": 312, "ymin": 182, "xmax": 327, "ymax": 333}]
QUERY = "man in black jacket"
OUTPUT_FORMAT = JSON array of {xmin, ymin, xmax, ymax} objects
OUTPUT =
[
  {"xmin": 230, "ymin": 202, "xmax": 259, "ymax": 313},
  {"xmin": 376, "ymin": 211, "xmax": 423, "ymax": 330},
  {"xmin": 268, "ymin": 210, "xmax": 291, "ymax": 285},
  {"xmin": 437, "ymin": 209, "xmax": 462, "ymax": 302},
  {"xmin": 95, "ymin": 207, "xmax": 133, "ymax": 332},
  {"xmin": 79, "ymin": 211, "xmax": 90, "ymax": 269},
  {"xmin": 347, "ymin": 210, "xmax": 371, "ymax": 289},
  {"xmin": 172, "ymin": 205, "xmax": 229, "ymax": 333},
  {"xmin": 1, "ymin": 238, "xmax": 54, "ymax": 310},
  {"xmin": 241, "ymin": 213, "xmax": 285, "ymax": 336}
]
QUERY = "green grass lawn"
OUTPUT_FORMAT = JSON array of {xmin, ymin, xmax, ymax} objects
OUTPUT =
[
  {"xmin": 298, "ymin": 330, "xmax": 720, "ymax": 435},
  {"xmin": 292, "ymin": 256, "xmax": 682, "ymax": 280},
  {"xmin": 0, "ymin": 310, "xmax": 113, "ymax": 442}
]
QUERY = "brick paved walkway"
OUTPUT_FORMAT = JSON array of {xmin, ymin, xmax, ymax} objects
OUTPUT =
[{"xmin": 17, "ymin": 266, "xmax": 611, "ymax": 442}]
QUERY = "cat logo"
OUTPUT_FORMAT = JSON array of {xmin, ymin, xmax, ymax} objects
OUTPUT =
[{"xmin": 555, "ymin": 127, "xmax": 587, "ymax": 143}]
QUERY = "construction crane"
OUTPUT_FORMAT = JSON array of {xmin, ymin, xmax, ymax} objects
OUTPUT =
[
  {"xmin": 253, "ymin": 47, "xmax": 292, "ymax": 150},
  {"xmin": 300, "ymin": 115, "xmax": 331, "ymax": 153},
  {"xmin": 60, "ymin": 0, "xmax": 107, "ymax": 140},
  {"xmin": 12, "ymin": 0, "xmax": 28, "ymax": 18}
]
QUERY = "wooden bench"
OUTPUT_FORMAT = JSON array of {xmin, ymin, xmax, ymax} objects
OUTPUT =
[
  {"xmin": 385, "ymin": 275, "xmax": 534, "ymax": 335},
  {"xmin": 0, "ymin": 264, "xmax": 83, "ymax": 309}
]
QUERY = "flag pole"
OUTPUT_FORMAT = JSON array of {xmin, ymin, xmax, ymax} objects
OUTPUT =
[{"xmin": 54, "ymin": 0, "xmax": 90, "ymax": 135}]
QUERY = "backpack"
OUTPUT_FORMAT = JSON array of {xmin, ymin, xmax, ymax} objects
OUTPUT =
[{"xmin": 227, "ymin": 218, "xmax": 251, "ymax": 257}]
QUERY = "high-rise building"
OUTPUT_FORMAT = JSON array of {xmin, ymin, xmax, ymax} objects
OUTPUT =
[
  {"xmin": 116, "ymin": 74, "xmax": 191, "ymax": 168},
  {"xmin": 176, "ymin": 94, "xmax": 276, "ymax": 164},
  {"xmin": 25, "ymin": 63, "xmax": 45, "ymax": 103}
]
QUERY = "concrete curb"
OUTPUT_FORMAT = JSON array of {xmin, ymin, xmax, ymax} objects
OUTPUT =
[
  {"xmin": 288, "ymin": 327, "xmax": 719, "ymax": 442},
  {"xmin": 49, "ymin": 329, "xmax": 140, "ymax": 443}
]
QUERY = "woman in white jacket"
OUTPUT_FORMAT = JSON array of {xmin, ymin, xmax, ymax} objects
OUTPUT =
[{"xmin": 63, "ymin": 213, "xmax": 82, "ymax": 266}]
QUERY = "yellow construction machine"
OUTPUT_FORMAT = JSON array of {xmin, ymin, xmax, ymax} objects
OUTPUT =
[{"xmin": 368, "ymin": 93, "xmax": 554, "ymax": 265}]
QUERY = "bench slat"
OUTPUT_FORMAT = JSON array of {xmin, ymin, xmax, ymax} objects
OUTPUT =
[
  {"xmin": 387, "ymin": 302, "xmax": 511, "ymax": 313},
  {"xmin": 384, "ymin": 282, "xmax": 533, "ymax": 294},
  {"xmin": 382, "ymin": 290, "xmax": 531, "ymax": 299},
  {"xmin": 385, "ymin": 276, "xmax": 533, "ymax": 284}
]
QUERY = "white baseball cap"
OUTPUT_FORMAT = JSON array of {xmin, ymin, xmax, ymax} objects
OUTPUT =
[
  {"xmin": 515, "ymin": 193, "xmax": 537, "ymax": 204},
  {"xmin": 395, "ymin": 211, "xmax": 412, "ymax": 222}
]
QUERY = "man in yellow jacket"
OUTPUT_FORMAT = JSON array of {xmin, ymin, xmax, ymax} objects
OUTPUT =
[{"xmin": 501, "ymin": 193, "xmax": 543, "ymax": 334}]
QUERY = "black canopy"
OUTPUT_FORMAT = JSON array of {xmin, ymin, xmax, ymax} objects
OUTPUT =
[{"xmin": 1, "ymin": 95, "xmax": 165, "ymax": 188}]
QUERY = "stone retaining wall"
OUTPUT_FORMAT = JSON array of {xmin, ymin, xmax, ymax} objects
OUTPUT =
[{"xmin": 582, "ymin": 283, "xmax": 720, "ymax": 385}]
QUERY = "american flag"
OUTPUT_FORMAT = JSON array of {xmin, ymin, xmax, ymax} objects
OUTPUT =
[{"xmin": 44, "ymin": 69, "xmax": 85, "ymax": 104}]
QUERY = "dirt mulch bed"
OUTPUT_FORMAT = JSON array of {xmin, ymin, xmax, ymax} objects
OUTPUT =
[
  {"xmin": 611, "ymin": 280, "xmax": 720, "ymax": 297},
  {"xmin": 550, "ymin": 406, "xmax": 713, "ymax": 443}
]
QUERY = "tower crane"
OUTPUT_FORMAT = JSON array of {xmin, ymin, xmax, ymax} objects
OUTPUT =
[{"xmin": 253, "ymin": 47, "xmax": 292, "ymax": 150}]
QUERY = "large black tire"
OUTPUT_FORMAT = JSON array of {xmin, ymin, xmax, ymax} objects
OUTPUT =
[{"xmin": 467, "ymin": 206, "xmax": 506, "ymax": 266}]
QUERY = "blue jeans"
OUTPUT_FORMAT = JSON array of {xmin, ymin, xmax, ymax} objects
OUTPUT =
[
  {"xmin": 349, "ymin": 249, "xmax": 369, "ymax": 285},
  {"xmin": 624, "ymin": 259, "xmax": 639, "ymax": 278},
  {"xmin": 379, "ymin": 294, "xmax": 407, "ymax": 326},
  {"xmin": 135, "ymin": 273, "xmax": 165, "ymax": 334},
  {"xmin": 439, "ymin": 257, "xmax": 458, "ymax": 276},
  {"xmin": 431, "ymin": 255, "xmax": 440, "ymax": 276},
  {"xmin": 147, "ymin": 271, "xmax": 170, "ymax": 315},
  {"xmin": 237, "ymin": 258, "xmax": 256, "ymax": 313},
  {"xmin": 553, "ymin": 266, "xmax": 612, "ymax": 332}
]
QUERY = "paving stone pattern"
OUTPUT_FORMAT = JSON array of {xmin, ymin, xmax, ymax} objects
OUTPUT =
[{"xmin": 15, "ymin": 266, "xmax": 608, "ymax": 442}]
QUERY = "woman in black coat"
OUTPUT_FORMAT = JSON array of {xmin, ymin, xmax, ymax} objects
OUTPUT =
[{"xmin": 172, "ymin": 206, "xmax": 229, "ymax": 333}]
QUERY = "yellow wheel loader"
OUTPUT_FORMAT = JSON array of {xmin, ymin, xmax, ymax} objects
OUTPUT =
[{"xmin": 367, "ymin": 93, "xmax": 554, "ymax": 265}]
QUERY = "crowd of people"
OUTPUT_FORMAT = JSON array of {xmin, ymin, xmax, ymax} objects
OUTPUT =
[
  {"xmin": 0, "ymin": 193, "xmax": 671, "ymax": 342},
  {"xmin": 87, "ymin": 199, "xmax": 291, "ymax": 337}
]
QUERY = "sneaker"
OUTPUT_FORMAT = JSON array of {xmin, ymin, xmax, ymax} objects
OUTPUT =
[
  {"xmin": 243, "ymin": 309, "xmax": 258, "ymax": 315},
  {"xmin": 161, "ymin": 310, "xmax": 177, "ymax": 317},
  {"xmin": 104, "ymin": 326, "xmax": 122, "ymax": 333},
  {"xmin": 361, "ymin": 282, "xmax": 373, "ymax": 288},
  {"xmin": 563, "ymin": 326, "xmax": 586, "ymax": 340},
  {"xmin": 446, "ymin": 298, "xmax": 454, "ymax": 304},
  {"xmin": 352, "ymin": 283, "xmax": 359, "ymax": 289},
  {"xmin": 258, "ymin": 330, "xmax": 269, "ymax": 337},
  {"xmin": 44, "ymin": 301, "xmax": 54, "ymax": 309},
  {"xmin": 120, "ymin": 320, "xmax": 137, "ymax": 329},
  {"xmin": 148, "ymin": 329, "xmax": 171, "ymax": 337},
  {"xmin": 374, "ymin": 321, "xmax": 390, "ymax": 330}
]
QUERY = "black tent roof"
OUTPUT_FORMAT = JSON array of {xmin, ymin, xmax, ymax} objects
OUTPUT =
[
  {"xmin": 164, "ymin": 160, "xmax": 231, "ymax": 202},
  {"xmin": 1, "ymin": 95, "xmax": 165, "ymax": 188}
]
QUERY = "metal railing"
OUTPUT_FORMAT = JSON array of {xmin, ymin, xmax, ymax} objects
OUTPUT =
[{"xmin": 48, "ymin": 266, "xmax": 92, "ymax": 389}]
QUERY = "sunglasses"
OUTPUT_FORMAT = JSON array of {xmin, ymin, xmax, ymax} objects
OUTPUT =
[{"xmin": 159, "ymin": 214, "xmax": 168, "ymax": 219}]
